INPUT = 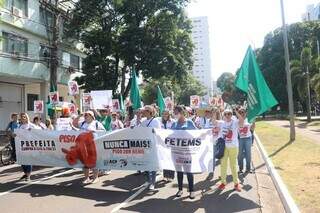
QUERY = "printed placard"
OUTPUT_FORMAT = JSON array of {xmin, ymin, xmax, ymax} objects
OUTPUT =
[
  {"xmin": 49, "ymin": 91, "xmax": 59, "ymax": 105},
  {"xmin": 90, "ymin": 90, "xmax": 112, "ymax": 109},
  {"xmin": 34, "ymin": 100, "xmax": 44, "ymax": 113},
  {"xmin": 190, "ymin": 95, "xmax": 200, "ymax": 108},
  {"xmin": 68, "ymin": 81, "xmax": 79, "ymax": 96}
]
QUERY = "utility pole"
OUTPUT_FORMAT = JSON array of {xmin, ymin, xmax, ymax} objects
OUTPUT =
[
  {"xmin": 280, "ymin": 0, "xmax": 296, "ymax": 141},
  {"xmin": 50, "ymin": 0, "xmax": 60, "ymax": 92}
]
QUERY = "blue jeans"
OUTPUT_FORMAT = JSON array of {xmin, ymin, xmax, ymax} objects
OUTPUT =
[
  {"xmin": 213, "ymin": 144, "xmax": 216, "ymax": 173},
  {"xmin": 238, "ymin": 137, "xmax": 252, "ymax": 171},
  {"xmin": 148, "ymin": 171, "xmax": 156, "ymax": 184},
  {"xmin": 22, "ymin": 165, "xmax": 32, "ymax": 174}
]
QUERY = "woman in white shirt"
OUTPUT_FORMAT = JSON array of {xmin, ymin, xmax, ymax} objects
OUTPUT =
[
  {"xmin": 159, "ymin": 110, "xmax": 175, "ymax": 182},
  {"xmin": 17, "ymin": 112, "xmax": 40, "ymax": 181},
  {"xmin": 110, "ymin": 112, "xmax": 124, "ymax": 131},
  {"xmin": 140, "ymin": 105, "xmax": 161, "ymax": 190},
  {"xmin": 78, "ymin": 111, "xmax": 106, "ymax": 184},
  {"xmin": 218, "ymin": 108, "xmax": 244, "ymax": 192},
  {"xmin": 237, "ymin": 108, "xmax": 255, "ymax": 173}
]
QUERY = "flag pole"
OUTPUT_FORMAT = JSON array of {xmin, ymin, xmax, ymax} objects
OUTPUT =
[{"xmin": 280, "ymin": 0, "xmax": 296, "ymax": 141}]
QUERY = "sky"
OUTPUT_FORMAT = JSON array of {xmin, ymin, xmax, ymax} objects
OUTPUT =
[{"xmin": 187, "ymin": 0, "xmax": 320, "ymax": 81}]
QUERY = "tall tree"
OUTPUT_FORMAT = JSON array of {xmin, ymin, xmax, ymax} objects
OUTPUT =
[
  {"xmin": 256, "ymin": 21, "xmax": 320, "ymax": 112},
  {"xmin": 65, "ymin": 0, "xmax": 193, "ymax": 96}
]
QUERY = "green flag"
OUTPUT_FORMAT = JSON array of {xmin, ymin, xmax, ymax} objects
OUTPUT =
[
  {"xmin": 119, "ymin": 95, "xmax": 125, "ymax": 113},
  {"xmin": 130, "ymin": 67, "xmax": 142, "ymax": 110},
  {"xmin": 235, "ymin": 46, "xmax": 278, "ymax": 122},
  {"xmin": 157, "ymin": 85, "xmax": 165, "ymax": 116}
]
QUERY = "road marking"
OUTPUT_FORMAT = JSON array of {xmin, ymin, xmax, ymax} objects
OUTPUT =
[
  {"xmin": 111, "ymin": 174, "xmax": 163, "ymax": 213},
  {"xmin": 0, "ymin": 168, "xmax": 76, "ymax": 197},
  {"xmin": 0, "ymin": 164, "xmax": 20, "ymax": 173}
]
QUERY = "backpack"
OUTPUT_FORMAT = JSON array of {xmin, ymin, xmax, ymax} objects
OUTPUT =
[{"xmin": 214, "ymin": 137, "xmax": 225, "ymax": 159}]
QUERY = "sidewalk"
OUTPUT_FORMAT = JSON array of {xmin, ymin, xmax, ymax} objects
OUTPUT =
[{"xmin": 266, "ymin": 120, "xmax": 320, "ymax": 144}]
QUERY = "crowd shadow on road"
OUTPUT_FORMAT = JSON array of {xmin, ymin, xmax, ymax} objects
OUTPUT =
[{"xmin": 123, "ymin": 188, "xmax": 260, "ymax": 213}]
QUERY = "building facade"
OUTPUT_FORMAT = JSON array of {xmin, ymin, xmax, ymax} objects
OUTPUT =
[
  {"xmin": 190, "ymin": 16, "xmax": 212, "ymax": 95},
  {"xmin": 302, "ymin": 4, "xmax": 320, "ymax": 21},
  {"xmin": 0, "ymin": 0, "xmax": 85, "ymax": 130}
]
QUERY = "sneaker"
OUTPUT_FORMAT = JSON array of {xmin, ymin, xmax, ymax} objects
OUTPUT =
[
  {"xmin": 245, "ymin": 169, "xmax": 253, "ymax": 174},
  {"xmin": 24, "ymin": 176, "xmax": 30, "ymax": 182},
  {"xmin": 149, "ymin": 184, "xmax": 155, "ymax": 190},
  {"xmin": 189, "ymin": 191, "xmax": 195, "ymax": 199},
  {"xmin": 238, "ymin": 170, "xmax": 243, "ymax": 174},
  {"xmin": 19, "ymin": 174, "xmax": 28, "ymax": 180},
  {"xmin": 175, "ymin": 190, "xmax": 183, "ymax": 197},
  {"xmin": 91, "ymin": 177, "xmax": 99, "ymax": 184},
  {"xmin": 82, "ymin": 178, "xmax": 92, "ymax": 184},
  {"xmin": 105, "ymin": 170, "xmax": 111, "ymax": 175},
  {"xmin": 218, "ymin": 183, "xmax": 226, "ymax": 190},
  {"xmin": 234, "ymin": 183, "xmax": 241, "ymax": 192}
]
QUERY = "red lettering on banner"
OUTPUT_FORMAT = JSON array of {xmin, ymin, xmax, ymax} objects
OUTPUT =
[{"xmin": 59, "ymin": 135, "xmax": 76, "ymax": 143}]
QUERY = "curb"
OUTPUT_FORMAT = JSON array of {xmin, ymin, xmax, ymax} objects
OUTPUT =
[{"xmin": 254, "ymin": 133, "xmax": 300, "ymax": 213}]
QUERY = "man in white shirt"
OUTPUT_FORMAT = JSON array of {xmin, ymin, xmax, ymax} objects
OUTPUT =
[
  {"xmin": 140, "ymin": 105, "xmax": 161, "ymax": 190},
  {"xmin": 198, "ymin": 109, "xmax": 212, "ymax": 129}
]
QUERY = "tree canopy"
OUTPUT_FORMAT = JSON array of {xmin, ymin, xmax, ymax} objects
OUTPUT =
[
  {"xmin": 256, "ymin": 21, "xmax": 320, "ymax": 112},
  {"xmin": 65, "ymin": 0, "xmax": 194, "ymax": 96}
]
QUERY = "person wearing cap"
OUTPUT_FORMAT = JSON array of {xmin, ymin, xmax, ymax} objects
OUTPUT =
[
  {"xmin": 198, "ymin": 108, "xmax": 212, "ymax": 129},
  {"xmin": 78, "ymin": 110, "xmax": 106, "ymax": 184},
  {"xmin": 237, "ymin": 108, "xmax": 255, "ymax": 174},
  {"xmin": 140, "ymin": 105, "xmax": 161, "ymax": 190},
  {"xmin": 218, "ymin": 108, "xmax": 244, "ymax": 192},
  {"xmin": 93, "ymin": 108, "xmax": 112, "ymax": 132},
  {"xmin": 111, "ymin": 112, "xmax": 124, "ymax": 131}
]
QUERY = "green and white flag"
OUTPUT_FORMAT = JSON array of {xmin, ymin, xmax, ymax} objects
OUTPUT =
[
  {"xmin": 235, "ymin": 46, "xmax": 278, "ymax": 122},
  {"xmin": 157, "ymin": 85, "xmax": 165, "ymax": 116},
  {"xmin": 130, "ymin": 67, "xmax": 142, "ymax": 110}
]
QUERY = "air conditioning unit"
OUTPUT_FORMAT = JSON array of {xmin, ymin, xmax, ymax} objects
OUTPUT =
[{"xmin": 12, "ymin": 7, "xmax": 23, "ymax": 17}]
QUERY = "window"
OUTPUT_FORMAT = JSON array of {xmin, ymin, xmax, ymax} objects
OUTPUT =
[
  {"xmin": 70, "ymin": 53, "xmax": 80, "ymax": 69},
  {"xmin": 27, "ymin": 94, "xmax": 38, "ymax": 111},
  {"xmin": 39, "ymin": 7, "xmax": 53, "ymax": 27},
  {"xmin": 5, "ymin": 0, "xmax": 28, "ymax": 17},
  {"xmin": 2, "ymin": 32, "xmax": 28, "ymax": 56}
]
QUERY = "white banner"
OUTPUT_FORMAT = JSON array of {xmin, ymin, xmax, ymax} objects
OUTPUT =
[
  {"xmin": 15, "ymin": 128, "xmax": 214, "ymax": 173},
  {"xmin": 154, "ymin": 129, "xmax": 213, "ymax": 173},
  {"xmin": 90, "ymin": 90, "xmax": 112, "ymax": 110}
]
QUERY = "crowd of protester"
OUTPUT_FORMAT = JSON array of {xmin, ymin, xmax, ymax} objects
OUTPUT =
[{"xmin": 5, "ymin": 103, "xmax": 255, "ymax": 199}]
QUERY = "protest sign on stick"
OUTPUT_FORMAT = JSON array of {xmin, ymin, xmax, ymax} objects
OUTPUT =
[
  {"xmin": 68, "ymin": 81, "xmax": 79, "ymax": 96},
  {"xmin": 190, "ymin": 95, "xmax": 200, "ymax": 108},
  {"xmin": 90, "ymin": 90, "xmax": 112, "ymax": 109},
  {"xmin": 34, "ymin": 100, "xmax": 44, "ymax": 113}
]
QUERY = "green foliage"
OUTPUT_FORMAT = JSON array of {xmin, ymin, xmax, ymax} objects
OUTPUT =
[
  {"xmin": 141, "ymin": 74, "xmax": 206, "ymax": 106},
  {"xmin": 216, "ymin": 72, "xmax": 246, "ymax": 105},
  {"xmin": 66, "ymin": 0, "xmax": 193, "ymax": 96},
  {"xmin": 256, "ymin": 21, "xmax": 320, "ymax": 112}
]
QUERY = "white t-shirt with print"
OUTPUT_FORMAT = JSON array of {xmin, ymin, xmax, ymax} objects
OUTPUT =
[
  {"xmin": 221, "ymin": 119, "xmax": 239, "ymax": 148},
  {"xmin": 157, "ymin": 117, "xmax": 175, "ymax": 129},
  {"xmin": 111, "ymin": 119, "xmax": 124, "ymax": 131},
  {"xmin": 141, "ymin": 117, "xmax": 161, "ymax": 129},
  {"xmin": 19, "ymin": 122, "xmax": 40, "ymax": 130},
  {"xmin": 79, "ymin": 120, "xmax": 106, "ymax": 132},
  {"xmin": 208, "ymin": 120, "xmax": 224, "ymax": 141},
  {"xmin": 238, "ymin": 118, "xmax": 252, "ymax": 138}
]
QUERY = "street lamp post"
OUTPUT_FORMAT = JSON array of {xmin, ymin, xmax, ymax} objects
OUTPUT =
[{"xmin": 280, "ymin": 0, "xmax": 296, "ymax": 141}]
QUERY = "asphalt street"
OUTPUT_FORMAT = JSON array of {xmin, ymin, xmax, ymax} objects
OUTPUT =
[{"xmin": 0, "ymin": 144, "xmax": 285, "ymax": 213}]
